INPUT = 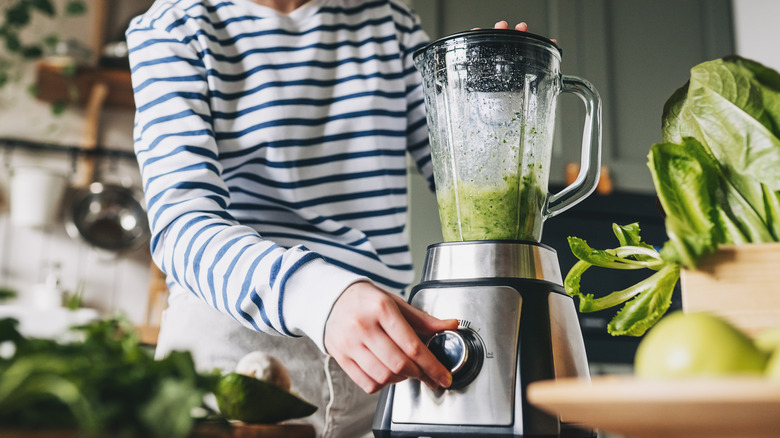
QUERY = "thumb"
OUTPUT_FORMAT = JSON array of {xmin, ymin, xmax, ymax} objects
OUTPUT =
[{"xmin": 391, "ymin": 294, "xmax": 459, "ymax": 336}]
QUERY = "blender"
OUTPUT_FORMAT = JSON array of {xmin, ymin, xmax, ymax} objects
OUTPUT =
[{"xmin": 373, "ymin": 29, "xmax": 601, "ymax": 438}]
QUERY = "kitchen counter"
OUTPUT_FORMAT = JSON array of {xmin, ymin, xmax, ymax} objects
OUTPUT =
[{"xmin": 2, "ymin": 423, "xmax": 315, "ymax": 438}]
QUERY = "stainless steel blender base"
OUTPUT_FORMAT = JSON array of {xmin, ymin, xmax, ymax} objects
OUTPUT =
[
  {"xmin": 372, "ymin": 241, "xmax": 594, "ymax": 438},
  {"xmin": 393, "ymin": 285, "xmax": 521, "ymax": 426}
]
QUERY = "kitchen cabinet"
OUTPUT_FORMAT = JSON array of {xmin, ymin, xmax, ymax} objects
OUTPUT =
[{"xmin": 409, "ymin": 0, "xmax": 735, "ymax": 193}]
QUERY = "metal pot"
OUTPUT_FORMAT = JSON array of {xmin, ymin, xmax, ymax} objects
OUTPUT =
[
  {"xmin": 64, "ymin": 81, "xmax": 151, "ymax": 253},
  {"xmin": 65, "ymin": 181, "xmax": 150, "ymax": 252}
]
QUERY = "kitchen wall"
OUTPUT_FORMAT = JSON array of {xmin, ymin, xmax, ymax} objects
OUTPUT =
[
  {"xmin": 0, "ymin": 0, "xmax": 153, "ymax": 324},
  {"xmin": 731, "ymin": 0, "xmax": 780, "ymax": 71}
]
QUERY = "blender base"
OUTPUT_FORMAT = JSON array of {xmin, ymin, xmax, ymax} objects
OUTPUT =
[{"xmin": 372, "ymin": 241, "xmax": 596, "ymax": 438}]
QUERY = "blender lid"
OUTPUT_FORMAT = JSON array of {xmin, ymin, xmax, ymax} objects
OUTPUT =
[{"xmin": 413, "ymin": 28, "xmax": 562, "ymax": 61}]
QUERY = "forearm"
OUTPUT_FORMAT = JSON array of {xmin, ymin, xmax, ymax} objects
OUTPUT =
[{"xmin": 156, "ymin": 212, "xmax": 366, "ymax": 350}]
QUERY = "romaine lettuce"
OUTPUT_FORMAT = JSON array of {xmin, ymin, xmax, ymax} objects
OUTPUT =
[{"xmin": 565, "ymin": 56, "xmax": 780, "ymax": 336}]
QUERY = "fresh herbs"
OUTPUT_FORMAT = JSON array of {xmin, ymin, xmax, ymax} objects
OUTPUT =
[
  {"xmin": 0, "ymin": 287, "xmax": 15, "ymax": 302},
  {"xmin": 0, "ymin": 317, "xmax": 219, "ymax": 438},
  {"xmin": 565, "ymin": 56, "xmax": 780, "ymax": 336}
]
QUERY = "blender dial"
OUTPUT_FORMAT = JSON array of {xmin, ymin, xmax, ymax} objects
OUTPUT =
[{"xmin": 426, "ymin": 328, "xmax": 484, "ymax": 389}]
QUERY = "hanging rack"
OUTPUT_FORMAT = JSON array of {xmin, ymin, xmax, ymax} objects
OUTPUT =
[{"xmin": 0, "ymin": 137, "xmax": 136, "ymax": 161}]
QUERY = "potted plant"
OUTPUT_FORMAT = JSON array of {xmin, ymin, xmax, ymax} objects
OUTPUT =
[
  {"xmin": 564, "ymin": 56, "xmax": 780, "ymax": 338},
  {"xmin": 0, "ymin": 0, "xmax": 87, "ymax": 112}
]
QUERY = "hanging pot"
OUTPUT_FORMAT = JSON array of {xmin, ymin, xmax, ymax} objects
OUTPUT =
[
  {"xmin": 66, "ymin": 180, "xmax": 150, "ymax": 252},
  {"xmin": 64, "ymin": 82, "xmax": 150, "ymax": 253}
]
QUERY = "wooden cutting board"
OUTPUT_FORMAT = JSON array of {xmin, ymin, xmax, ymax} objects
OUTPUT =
[
  {"xmin": 528, "ymin": 376, "xmax": 780, "ymax": 438},
  {"xmin": 2, "ymin": 423, "xmax": 315, "ymax": 438}
]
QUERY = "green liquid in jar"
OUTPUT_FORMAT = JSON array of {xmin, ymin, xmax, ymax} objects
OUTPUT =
[{"xmin": 436, "ymin": 173, "xmax": 546, "ymax": 242}]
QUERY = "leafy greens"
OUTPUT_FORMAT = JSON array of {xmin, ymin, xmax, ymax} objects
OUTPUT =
[
  {"xmin": 0, "ymin": 317, "xmax": 220, "ymax": 438},
  {"xmin": 565, "ymin": 56, "xmax": 780, "ymax": 336}
]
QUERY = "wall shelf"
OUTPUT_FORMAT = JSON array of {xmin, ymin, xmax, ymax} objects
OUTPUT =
[{"xmin": 34, "ymin": 62, "xmax": 135, "ymax": 109}]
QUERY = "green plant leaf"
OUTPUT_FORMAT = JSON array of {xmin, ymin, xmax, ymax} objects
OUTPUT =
[
  {"xmin": 5, "ymin": 3, "xmax": 31, "ymax": 27},
  {"xmin": 4, "ymin": 33, "xmax": 21, "ymax": 53},
  {"xmin": 0, "ymin": 318, "xmax": 22, "ymax": 343},
  {"xmin": 0, "ymin": 357, "xmax": 97, "ymax": 432},
  {"xmin": 42, "ymin": 33, "xmax": 58, "ymax": 48},
  {"xmin": 140, "ymin": 379, "xmax": 205, "ymax": 438},
  {"xmin": 564, "ymin": 226, "xmax": 679, "ymax": 336},
  {"xmin": 762, "ymin": 184, "xmax": 780, "ymax": 239},
  {"xmin": 612, "ymin": 223, "xmax": 646, "ymax": 247},
  {"xmin": 649, "ymin": 138, "xmax": 774, "ymax": 268},
  {"xmin": 64, "ymin": 0, "xmax": 87, "ymax": 15},
  {"xmin": 0, "ymin": 317, "xmax": 221, "ymax": 435},
  {"xmin": 567, "ymin": 56, "xmax": 780, "ymax": 337},
  {"xmin": 663, "ymin": 56, "xmax": 780, "ymax": 191},
  {"xmin": 0, "ymin": 287, "xmax": 16, "ymax": 302},
  {"xmin": 20, "ymin": 45, "xmax": 43, "ymax": 59},
  {"xmin": 51, "ymin": 100, "xmax": 67, "ymax": 115},
  {"xmin": 28, "ymin": 0, "xmax": 56, "ymax": 16},
  {"xmin": 564, "ymin": 230, "xmax": 668, "ymax": 316},
  {"xmin": 606, "ymin": 263, "xmax": 681, "ymax": 336},
  {"xmin": 567, "ymin": 235, "xmax": 663, "ymax": 270}
]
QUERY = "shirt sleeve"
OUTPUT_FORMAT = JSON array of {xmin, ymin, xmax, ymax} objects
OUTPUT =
[{"xmin": 126, "ymin": 19, "xmax": 367, "ymax": 353}]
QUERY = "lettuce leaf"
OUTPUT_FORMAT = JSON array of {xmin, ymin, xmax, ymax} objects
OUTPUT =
[
  {"xmin": 564, "ymin": 224, "xmax": 680, "ymax": 336},
  {"xmin": 664, "ymin": 57, "xmax": 780, "ymax": 183},
  {"xmin": 648, "ymin": 138, "xmax": 775, "ymax": 268},
  {"xmin": 662, "ymin": 56, "xmax": 780, "ymax": 248}
]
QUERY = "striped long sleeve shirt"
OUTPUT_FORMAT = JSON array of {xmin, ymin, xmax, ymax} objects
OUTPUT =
[{"xmin": 126, "ymin": 0, "xmax": 432, "ymax": 352}]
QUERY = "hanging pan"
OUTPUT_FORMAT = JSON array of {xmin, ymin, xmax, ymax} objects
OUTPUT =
[{"xmin": 64, "ymin": 83, "xmax": 150, "ymax": 253}]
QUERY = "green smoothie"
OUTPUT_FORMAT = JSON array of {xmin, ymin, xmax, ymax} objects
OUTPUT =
[{"xmin": 437, "ymin": 173, "xmax": 545, "ymax": 242}]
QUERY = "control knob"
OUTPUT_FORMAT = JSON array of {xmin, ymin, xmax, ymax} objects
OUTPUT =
[{"xmin": 426, "ymin": 328, "xmax": 484, "ymax": 389}]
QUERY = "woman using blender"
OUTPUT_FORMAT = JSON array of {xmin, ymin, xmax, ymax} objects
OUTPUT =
[{"xmin": 127, "ymin": 0, "xmax": 528, "ymax": 435}]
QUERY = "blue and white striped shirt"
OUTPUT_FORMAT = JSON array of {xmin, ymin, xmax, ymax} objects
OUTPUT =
[{"xmin": 126, "ymin": 0, "xmax": 432, "ymax": 352}]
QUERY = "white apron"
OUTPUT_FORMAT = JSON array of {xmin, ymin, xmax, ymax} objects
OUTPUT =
[{"xmin": 155, "ymin": 292, "xmax": 378, "ymax": 438}]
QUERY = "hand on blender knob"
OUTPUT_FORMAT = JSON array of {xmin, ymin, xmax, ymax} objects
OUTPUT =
[{"xmin": 324, "ymin": 281, "xmax": 459, "ymax": 394}]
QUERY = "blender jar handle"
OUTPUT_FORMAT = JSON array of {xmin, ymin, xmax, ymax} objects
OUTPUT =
[{"xmin": 545, "ymin": 75, "xmax": 603, "ymax": 219}]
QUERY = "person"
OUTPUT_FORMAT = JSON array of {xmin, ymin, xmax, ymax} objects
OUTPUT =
[{"xmin": 126, "ymin": 1, "xmax": 529, "ymax": 436}]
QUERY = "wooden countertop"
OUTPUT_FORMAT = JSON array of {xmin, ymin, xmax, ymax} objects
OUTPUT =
[{"xmin": 2, "ymin": 423, "xmax": 315, "ymax": 438}]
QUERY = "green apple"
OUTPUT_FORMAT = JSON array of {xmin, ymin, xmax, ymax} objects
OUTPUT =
[
  {"xmin": 754, "ymin": 326, "xmax": 780, "ymax": 354},
  {"xmin": 766, "ymin": 350, "xmax": 780, "ymax": 380},
  {"xmin": 634, "ymin": 311, "xmax": 768, "ymax": 378}
]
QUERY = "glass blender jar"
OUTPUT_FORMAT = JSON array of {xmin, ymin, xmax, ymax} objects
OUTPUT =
[{"xmin": 414, "ymin": 29, "xmax": 602, "ymax": 242}]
